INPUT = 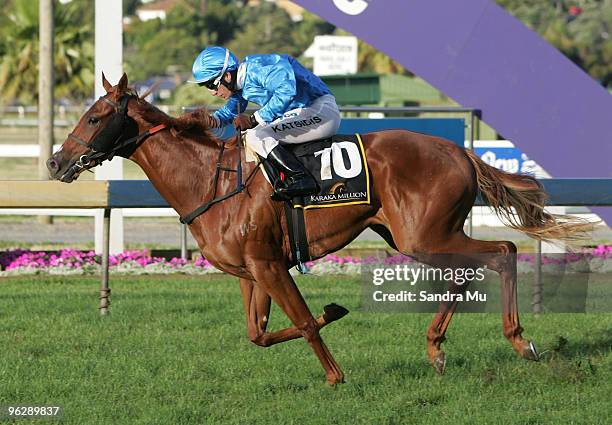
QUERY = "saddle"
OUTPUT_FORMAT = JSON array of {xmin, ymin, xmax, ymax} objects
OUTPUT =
[
  {"xmin": 260, "ymin": 133, "xmax": 370, "ymax": 209},
  {"xmin": 259, "ymin": 133, "xmax": 371, "ymax": 271}
]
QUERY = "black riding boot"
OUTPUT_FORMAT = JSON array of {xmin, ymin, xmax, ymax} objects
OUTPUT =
[{"xmin": 267, "ymin": 145, "xmax": 319, "ymax": 201}]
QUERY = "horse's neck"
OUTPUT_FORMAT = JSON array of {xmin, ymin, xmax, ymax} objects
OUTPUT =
[{"xmin": 130, "ymin": 127, "xmax": 227, "ymax": 219}]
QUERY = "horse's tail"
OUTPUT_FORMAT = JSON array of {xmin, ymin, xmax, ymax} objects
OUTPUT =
[{"xmin": 464, "ymin": 150, "xmax": 593, "ymax": 243}]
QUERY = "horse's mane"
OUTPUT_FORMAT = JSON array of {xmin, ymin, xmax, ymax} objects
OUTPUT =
[{"xmin": 128, "ymin": 87, "xmax": 224, "ymax": 147}]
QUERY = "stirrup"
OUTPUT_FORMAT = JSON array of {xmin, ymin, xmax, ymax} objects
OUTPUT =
[
  {"xmin": 271, "ymin": 190, "xmax": 290, "ymax": 202},
  {"xmin": 273, "ymin": 181, "xmax": 318, "ymax": 201}
]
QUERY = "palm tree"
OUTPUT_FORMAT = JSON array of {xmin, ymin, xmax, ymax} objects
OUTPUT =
[
  {"xmin": 53, "ymin": 0, "xmax": 95, "ymax": 101},
  {"xmin": 0, "ymin": 0, "xmax": 38, "ymax": 104},
  {"xmin": 0, "ymin": 0, "xmax": 94, "ymax": 105}
]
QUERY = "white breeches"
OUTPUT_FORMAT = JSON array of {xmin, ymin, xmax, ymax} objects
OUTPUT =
[{"xmin": 244, "ymin": 94, "xmax": 341, "ymax": 158}]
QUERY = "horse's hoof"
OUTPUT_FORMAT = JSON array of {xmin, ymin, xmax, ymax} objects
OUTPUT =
[
  {"xmin": 522, "ymin": 340, "xmax": 540, "ymax": 361},
  {"xmin": 431, "ymin": 352, "xmax": 446, "ymax": 375},
  {"xmin": 323, "ymin": 303, "xmax": 349, "ymax": 323},
  {"xmin": 326, "ymin": 374, "xmax": 345, "ymax": 386}
]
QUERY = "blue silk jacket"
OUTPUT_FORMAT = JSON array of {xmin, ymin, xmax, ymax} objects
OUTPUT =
[{"xmin": 213, "ymin": 54, "xmax": 332, "ymax": 126}]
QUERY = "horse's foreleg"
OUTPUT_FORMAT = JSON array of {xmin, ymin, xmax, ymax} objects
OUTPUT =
[
  {"xmin": 239, "ymin": 278, "xmax": 348, "ymax": 348},
  {"xmin": 246, "ymin": 263, "xmax": 345, "ymax": 385},
  {"xmin": 239, "ymin": 277, "xmax": 272, "ymax": 346}
]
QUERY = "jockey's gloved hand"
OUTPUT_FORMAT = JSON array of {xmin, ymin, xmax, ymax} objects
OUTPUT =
[
  {"xmin": 233, "ymin": 114, "xmax": 257, "ymax": 130},
  {"xmin": 206, "ymin": 112, "xmax": 220, "ymax": 128}
]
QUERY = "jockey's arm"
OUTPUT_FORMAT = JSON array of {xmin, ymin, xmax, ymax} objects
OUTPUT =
[
  {"xmin": 252, "ymin": 64, "xmax": 297, "ymax": 125},
  {"xmin": 212, "ymin": 95, "xmax": 249, "ymax": 127}
]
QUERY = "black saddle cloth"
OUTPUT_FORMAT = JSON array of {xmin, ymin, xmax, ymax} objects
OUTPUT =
[{"xmin": 262, "ymin": 133, "xmax": 370, "ymax": 209}]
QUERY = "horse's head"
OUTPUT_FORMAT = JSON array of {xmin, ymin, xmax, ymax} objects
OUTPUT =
[{"xmin": 47, "ymin": 73, "xmax": 140, "ymax": 182}]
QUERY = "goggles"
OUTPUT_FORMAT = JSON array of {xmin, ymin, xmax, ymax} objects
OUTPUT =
[{"xmin": 198, "ymin": 79, "xmax": 221, "ymax": 90}]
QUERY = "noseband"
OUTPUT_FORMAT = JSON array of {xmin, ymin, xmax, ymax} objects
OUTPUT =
[{"xmin": 65, "ymin": 94, "xmax": 166, "ymax": 178}]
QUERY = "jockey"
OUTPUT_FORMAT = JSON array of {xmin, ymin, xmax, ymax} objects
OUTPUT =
[{"xmin": 191, "ymin": 46, "xmax": 341, "ymax": 200}]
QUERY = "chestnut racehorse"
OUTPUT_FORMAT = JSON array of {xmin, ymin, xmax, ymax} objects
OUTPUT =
[{"xmin": 47, "ymin": 74, "xmax": 589, "ymax": 384}]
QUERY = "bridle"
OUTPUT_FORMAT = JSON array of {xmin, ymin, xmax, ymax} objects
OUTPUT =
[
  {"xmin": 63, "ymin": 93, "xmax": 166, "ymax": 181},
  {"xmin": 64, "ymin": 91, "xmax": 255, "ymax": 225}
]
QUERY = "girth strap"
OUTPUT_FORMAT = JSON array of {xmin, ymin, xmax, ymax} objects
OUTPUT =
[{"xmin": 283, "ymin": 200, "xmax": 311, "ymax": 273}]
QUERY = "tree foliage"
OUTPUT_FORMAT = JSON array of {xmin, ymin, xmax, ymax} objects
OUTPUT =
[
  {"xmin": 0, "ymin": 0, "xmax": 94, "ymax": 104},
  {"xmin": 1, "ymin": 0, "xmax": 609, "ymax": 106},
  {"xmin": 292, "ymin": 10, "xmax": 336, "ymax": 56},
  {"xmin": 496, "ymin": 0, "xmax": 612, "ymax": 87},
  {"xmin": 124, "ymin": 0, "xmax": 240, "ymax": 82},
  {"xmin": 124, "ymin": 1, "xmax": 335, "ymax": 105},
  {"xmin": 0, "ymin": 0, "xmax": 38, "ymax": 104},
  {"xmin": 228, "ymin": 2, "xmax": 303, "ymax": 58}
]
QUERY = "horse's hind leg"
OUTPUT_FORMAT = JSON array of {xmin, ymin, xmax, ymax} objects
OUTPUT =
[
  {"xmin": 491, "ymin": 247, "xmax": 539, "ymax": 361},
  {"xmin": 425, "ymin": 282, "xmax": 466, "ymax": 374},
  {"xmin": 445, "ymin": 237, "xmax": 538, "ymax": 361},
  {"xmin": 404, "ymin": 250, "xmax": 473, "ymax": 373},
  {"xmin": 243, "ymin": 266, "xmax": 345, "ymax": 385},
  {"xmin": 238, "ymin": 278, "xmax": 348, "ymax": 347},
  {"xmin": 392, "ymin": 230, "xmax": 538, "ymax": 369}
]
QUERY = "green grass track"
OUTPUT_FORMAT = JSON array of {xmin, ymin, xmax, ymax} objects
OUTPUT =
[{"xmin": 1, "ymin": 274, "xmax": 611, "ymax": 424}]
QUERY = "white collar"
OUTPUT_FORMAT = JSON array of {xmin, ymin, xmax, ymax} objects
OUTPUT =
[{"xmin": 236, "ymin": 62, "xmax": 247, "ymax": 90}]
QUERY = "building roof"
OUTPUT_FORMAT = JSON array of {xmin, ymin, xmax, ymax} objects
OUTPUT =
[{"xmin": 137, "ymin": 0, "xmax": 179, "ymax": 13}]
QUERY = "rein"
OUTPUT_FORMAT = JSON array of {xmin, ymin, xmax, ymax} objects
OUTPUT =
[
  {"xmin": 68, "ymin": 92, "xmax": 253, "ymax": 225},
  {"xmin": 179, "ymin": 126, "xmax": 258, "ymax": 225},
  {"xmin": 67, "ymin": 124, "xmax": 167, "ymax": 170}
]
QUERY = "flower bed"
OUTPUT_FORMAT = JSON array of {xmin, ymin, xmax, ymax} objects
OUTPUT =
[
  {"xmin": 0, "ymin": 246, "xmax": 611, "ymax": 276},
  {"xmin": 0, "ymin": 249, "xmax": 219, "ymax": 276}
]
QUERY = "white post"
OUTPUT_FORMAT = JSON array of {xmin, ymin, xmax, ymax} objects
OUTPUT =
[
  {"xmin": 38, "ymin": 0, "xmax": 54, "ymax": 225},
  {"xmin": 94, "ymin": 0, "xmax": 124, "ymax": 255}
]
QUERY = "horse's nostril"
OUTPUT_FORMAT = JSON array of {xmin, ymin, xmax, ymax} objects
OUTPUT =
[{"xmin": 46, "ymin": 157, "xmax": 59, "ymax": 173}]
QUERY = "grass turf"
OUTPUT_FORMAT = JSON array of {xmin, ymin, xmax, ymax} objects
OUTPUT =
[{"xmin": 1, "ymin": 274, "xmax": 611, "ymax": 424}]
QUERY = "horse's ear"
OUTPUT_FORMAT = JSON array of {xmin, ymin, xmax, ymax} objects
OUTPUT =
[
  {"xmin": 102, "ymin": 72, "xmax": 112, "ymax": 92},
  {"xmin": 117, "ymin": 73, "xmax": 128, "ymax": 93}
]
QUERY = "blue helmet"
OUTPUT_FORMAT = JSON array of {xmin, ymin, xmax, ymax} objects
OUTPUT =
[{"xmin": 191, "ymin": 46, "xmax": 239, "ymax": 84}]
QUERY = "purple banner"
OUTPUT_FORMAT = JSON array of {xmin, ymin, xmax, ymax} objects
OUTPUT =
[{"xmin": 294, "ymin": 0, "xmax": 612, "ymax": 224}]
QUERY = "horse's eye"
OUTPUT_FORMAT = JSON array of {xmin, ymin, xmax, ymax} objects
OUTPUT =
[{"xmin": 88, "ymin": 116, "xmax": 100, "ymax": 125}]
